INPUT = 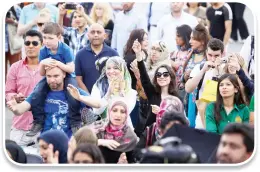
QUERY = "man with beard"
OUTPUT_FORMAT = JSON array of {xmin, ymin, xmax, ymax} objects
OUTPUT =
[
  {"xmin": 7, "ymin": 67, "xmax": 101, "ymax": 138},
  {"xmin": 5, "ymin": 30, "xmax": 43, "ymax": 146},
  {"xmin": 216, "ymin": 123, "xmax": 254, "ymax": 164},
  {"xmin": 75, "ymin": 23, "xmax": 118, "ymax": 94}
]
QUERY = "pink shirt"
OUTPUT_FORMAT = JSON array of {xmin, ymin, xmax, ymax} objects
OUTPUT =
[{"xmin": 5, "ymin": 58, "xmax": 42, "ymax": 130}]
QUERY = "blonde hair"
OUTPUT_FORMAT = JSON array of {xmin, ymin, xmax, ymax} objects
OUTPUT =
[
  {"xmin": 74, "ymin": 126, "xmax": 98, "ymax": 145},
  {"xmin": 38, "ymin": 8, "xmax": 51, "ymax": 20},
  {"xmin": 90, "ymin": 3, "xmax": 113, "ymax": 27}
]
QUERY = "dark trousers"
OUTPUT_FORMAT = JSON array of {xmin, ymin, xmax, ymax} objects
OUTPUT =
[
  {"xmin": 228, "ymin": 3, "xmax": 249, "ymax": 40},
  {"xmin": 30, "ymin": 77, "xmax": 81, "ymax": 127}
]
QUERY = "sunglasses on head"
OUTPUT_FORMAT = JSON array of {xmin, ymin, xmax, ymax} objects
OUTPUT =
[
  {"xmin": 37, "ymin": 23, "xmax": 45, "ymax": 27},
  {"xmin": 151, "ymin": 46, "xmax": 162, "ymax": 52},
  {"xmin": 155, "ymin": 72, "xmax": 170, "ymax": 78},
  {"xmin": 24, "ymin": 41, "xmax": 39, "ymax": 46}
]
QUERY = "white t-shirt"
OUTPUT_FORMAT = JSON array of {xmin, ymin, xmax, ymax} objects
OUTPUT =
[
  {"xmin": 157, "ymin": 11, "xmax": 198, "ymax": 52},
  {"xmin": 189, "ymin": 64, "xmax": 220, "ymax": 129}
]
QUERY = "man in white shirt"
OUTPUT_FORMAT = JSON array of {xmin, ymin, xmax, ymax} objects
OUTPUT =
[
  {"xmin": 111, "ymin": 2, "xmax": 148, "ymax": 57},
  {"xmin": 185, "ymin": 38, "xmax": 225, "ymax": 128},
  {"xmin": 157, "ymin": 2, "xmax": 198, "ymax": 52},
  {"xmin": 147, "ymin": 2, "xmax": 171, "ymax": 44}
]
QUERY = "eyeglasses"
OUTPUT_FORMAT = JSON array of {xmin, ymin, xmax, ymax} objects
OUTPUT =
[
  {"xmin": 24, "ymin": 41, "xmax": 39, "ymax": 46},
  {"xmin": 37, "ymin": 23, "xmax": 45, "ymax": 27},
  {"xmin": 151, "ymin": 46, "xmax": 162, "ymax": 52},
  {"xmin": 155, "ymin": 72, "xmax": 170, "ymax": 78}
]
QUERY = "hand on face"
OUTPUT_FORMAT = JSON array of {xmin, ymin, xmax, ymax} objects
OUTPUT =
[
  {"xmin": 202, "ymin": 61, "xmax": 215, "ymax": 72},
  {"xmin": 46, "ymin": 144, "xmax": 59, "ymax": 164}
]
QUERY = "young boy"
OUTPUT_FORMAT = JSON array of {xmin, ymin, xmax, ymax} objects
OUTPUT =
[{"xmin": 26, "ymin": 22, "xmax": 81, "ymax": 136}]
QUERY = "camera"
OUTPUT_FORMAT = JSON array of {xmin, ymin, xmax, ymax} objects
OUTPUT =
[
  {"xmin": 139, "ymin": 137, "xmax": 199, "ymax": 163},
  {"xmin": 65, "ymin": 3, "xmax": 77, "ymax": 10},
  {"xmin": 220, "ymin": 57, "xmax": 229, "ymax": 64}
]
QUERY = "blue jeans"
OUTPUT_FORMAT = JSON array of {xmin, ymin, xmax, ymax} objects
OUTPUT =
[{"xmin": 31, "ymin": 77, "xmax": 81, "ymax": 127}]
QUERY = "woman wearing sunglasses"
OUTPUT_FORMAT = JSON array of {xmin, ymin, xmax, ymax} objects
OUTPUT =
[{"xmin": 132, "ymin": 40, "xmax": 180, "ymax": 128}]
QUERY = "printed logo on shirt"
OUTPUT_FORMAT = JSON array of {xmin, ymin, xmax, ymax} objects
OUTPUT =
[
  {"xmin": 45, "ymin": 99, "xmax": 69, "ymax": 132},
  {"xmin": 235, "ymin": 116, "xmax": 242, "ymax": 123},
  {"xmin": 215, "ymin": 11, "xmax": 223, "ymax": 16}
]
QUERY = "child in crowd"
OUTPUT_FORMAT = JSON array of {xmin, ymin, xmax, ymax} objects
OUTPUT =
[{"xmin": 27, "ymin": 22, "xmax": 81, "ymax": 137}]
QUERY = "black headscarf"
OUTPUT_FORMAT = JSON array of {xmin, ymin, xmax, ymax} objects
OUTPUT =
[
  {"xmin": 38, "ymin": 130, "xmax": 69, "ymax": 163},
  {"xmin": 6, "ymin": 141, "xmax": 27, "ymax": 163}
]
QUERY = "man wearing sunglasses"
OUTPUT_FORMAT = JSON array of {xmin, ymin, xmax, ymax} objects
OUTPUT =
[
  {"xmin": 185, "ymin": 38, "xmax": 225, "ymax": 128},
  {"xmin": 5, "ymin": 30, "xmax": 43, "ymax": 146}
]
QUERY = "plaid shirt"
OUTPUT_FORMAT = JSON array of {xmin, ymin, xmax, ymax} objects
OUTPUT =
[{"xmin": 63, "ymin": 27, "xmax": 89, "ymax": 57}]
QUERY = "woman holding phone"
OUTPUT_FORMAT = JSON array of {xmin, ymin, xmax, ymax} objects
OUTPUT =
[{"xmin": 132, "ymin": 39, "xmax": 181, "ymax": 127}]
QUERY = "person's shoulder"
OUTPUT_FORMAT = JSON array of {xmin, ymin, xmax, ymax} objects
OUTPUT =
[
  {"xmin": 222, "ymin": 3, "xmax": 232, "ymax": 13},
  {"xmin": 60, "ymin": 41, "xmax": 71, "ymax": 51},
  {"xmin": 104, "ymin": 44, "xmax": 119, "ymax": 54},
  {"xmin": 158, "ymin": 14, "xmax": 171, "ymax": 24},
  {"xmin": 40, "ymin": 45, "xmax": 48, "ymax": 51},
  {"xmin": 46, "ymin": 3, "xmax": 58, "ymax": 11},
  {"xmin": 183, "ymin": 11, "xmax": 197, "ymax": 21},
  {"xmin": 76, "ymin": 45, "xmax": 90, "ymax": 56},
  {"xmin": 206, "ymin": 6, "xmax": 214, "ymax": 13},
  {"xmin": 206, "ymin": 102, "xmax": 215, "ymax": 109},
  {"xmin": 9, "ymin": 59, "xmax": 23, "ymax": 71},
  {"xmin": 237, "ymin": 104, "xmax": 249, "ymax": 111},
  {"xmin": 21, "ymin": 4, "xmax": 33, "ymax": 11},
  {"xmin": 198, "ymin": 6, "xmax": 207, "ymax": 13}
]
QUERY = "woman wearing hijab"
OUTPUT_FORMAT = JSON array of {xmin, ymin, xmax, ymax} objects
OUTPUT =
[
  {"xmin": 6, "ymin": 140, "xmax": 27, "ymax": 164},
  {"xmin": 92, "ymin": 56, "xmax": 137, "ymax": 128},
  {"xmin": 38, "ymin": 130, "xmax": 69, "ymax": 163},
  {"xmin": 133, "ymin": 96, "xmax": 188, "ymax": 162},
  {"xmin": 97, "ymin": 97, "xmax": 138, "ymax": 163}
]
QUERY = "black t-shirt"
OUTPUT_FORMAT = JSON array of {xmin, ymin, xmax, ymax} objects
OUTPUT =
[{"xmin": 206, "ymin": 3, "xmax": 232, "ymax": 41}]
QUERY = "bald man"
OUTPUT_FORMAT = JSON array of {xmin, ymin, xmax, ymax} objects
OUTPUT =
[{"xmin": 75, "ymin": 23, "xmax": 119, "ymax": 93}]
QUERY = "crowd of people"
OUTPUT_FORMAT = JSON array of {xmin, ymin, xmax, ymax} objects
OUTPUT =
[{"xmin": 5, "ymin": 2, "xmax": 255, "ymax": 164}]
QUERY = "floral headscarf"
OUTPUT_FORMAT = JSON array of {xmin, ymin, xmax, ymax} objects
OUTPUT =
[
  {"xmin": 95, "ymin": 56, "xmax": 132, "ymax": 98},
  {"xmin": 98, "ymin": 97, "xmax": 138, "ymax": 152},
  {"xmin": 156, "ymin": 96, "xmax": 184, "ymax": 129}
]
